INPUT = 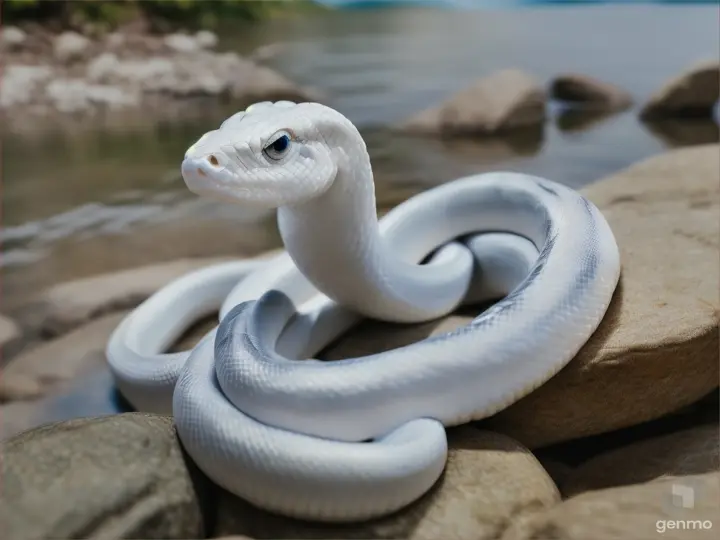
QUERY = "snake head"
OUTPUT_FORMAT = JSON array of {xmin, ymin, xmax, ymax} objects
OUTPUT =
[{"xmin": 181, "ymin": 101, "xmax": 343, "ymax": 208}]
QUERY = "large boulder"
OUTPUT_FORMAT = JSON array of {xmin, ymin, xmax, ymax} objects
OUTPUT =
[
  {"xmin": 640, "ymin": 60, "xmax": 720, "ymax": 119},
  {"xmin": 550, "ymin": 73, "xmax": 632, "ymax": 111},
  {"xmin": 0, "ymin": 414, "xmax": 212, "ymax": 540},
  {"xmin": 321, "ymin": 144, "xmax": 720, "ymax": 448},
  {"xmin": 506, "ymin": 473, "xmax": 719, "ymax": 540},
  {"xmin": 213, "ymin": 428, "xmax": 560, "ymax": 540},
  {"xmin": 399, "ymin": 69, "xmax": 546, "ymax": 136}
]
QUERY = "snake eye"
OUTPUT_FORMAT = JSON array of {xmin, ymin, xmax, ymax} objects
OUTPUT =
[{"xmin": 263, "ymin": 131, "xmax": 292, "ymax": 161}]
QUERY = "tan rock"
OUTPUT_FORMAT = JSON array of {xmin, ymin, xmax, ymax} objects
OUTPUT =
[
  {"xmin": 213, "ymin": 428, "xmax": 560, "ymax": 540},
  {"xmin": 562, "ymin": 424, "xmax": 719, "ymax": 497},
  {"xmin": 34, "ymin": 256, "xmax": 235, "ymax": 336},
  {"xmin": 504, "ymin": 473, "xmax": 720, "ymax": 540},
  {"xmin": 485, "ymin": 143, "xmax": 719, "ymax": 447},
  {"xmin": 322, "ymin": 144, "xmax": 720, "ymax": 448},
  {"xmin": 0, "ymin": 312, "xmax": 128, "ymax": 402},
  {"xmin": 231, "ymin": 62, "xmax": 322, "ymax": 104},
  {"xmin": 641, "ymin": 60, "xmax": 720, "ymax": 119},
  {"xmin": 0, "ymin": 414, "xmax": 211, "ymax": 539},
  {"xmin": 399, "ymin": 69, "xmax": 546, "ymax": 136},
  {"xmin": 551, "ymin": 73, "xmax": 632, "ymax": 111}
]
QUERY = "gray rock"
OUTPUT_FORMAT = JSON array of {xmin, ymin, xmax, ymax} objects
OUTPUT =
[
  {"xmin": 0, "ymin": 65, "xmax": 53, "ymax": 108},
  {"xmin": 164, "ymin": 33, "xmax": 201, "ymax": 54},
  {"xmin": 53, "ymin": 31, "xmax": 92, "ymax": 63},
  {"xmin": 105, "ymin": 32, "xmax": 125, "ymax": 49},
  {"xmin": 399, "ymin": 69, "xmax": 546, "ymax": 136},
  {"xmin": 195, "ymin": 30, "xmax": 219, "ymax": 50},
  {"xmin": 45, "ymin": 78, "xmax": 139, "ymax": 113},
  {"xmin": 0, "ymin": 311, "xmax": 129, "ymax": 402},
  {"xmin": 213, "ymin": 428, "xmax": 559, "ymax": 540},
  {"xmin": 0, "ymin": 414, "xmax": 211, "ymax": 539},
  {"xmin": 1, "ymin": 26, "xmax": 27, "ymax": 50},
  {"xmin": 550, "ymin": 73, "xmax": 632, "ymax": 111},
  {"xmin": 641, "ymin": 60, "xmax": 720, "ymax": 119}
]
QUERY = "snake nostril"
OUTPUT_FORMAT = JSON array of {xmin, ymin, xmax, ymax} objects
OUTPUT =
[
  {"xmin": 197, "ymin": 168, "xmax": 207, "ymax": 177},
  {"xmin": 207, "ymin": 155, "xmax": 220, "ymax": 167}
]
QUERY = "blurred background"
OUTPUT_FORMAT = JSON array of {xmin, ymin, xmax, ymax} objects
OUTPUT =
[{"xmin": 1, "ymin": 0, "xmax": 718, "ymax": 312}]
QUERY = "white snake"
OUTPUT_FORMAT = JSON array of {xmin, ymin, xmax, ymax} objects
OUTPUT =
[{"xmin": 106, "ymin": 101, "xmax": 621, "ymax": 522}]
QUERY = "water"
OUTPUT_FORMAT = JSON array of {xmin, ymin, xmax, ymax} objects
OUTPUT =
[{"xmin": 2, "ymin": 3, "xmax": 718, "ymax": 312}]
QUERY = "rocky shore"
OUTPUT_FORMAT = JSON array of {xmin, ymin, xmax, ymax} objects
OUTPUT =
[
  {"xmin": 398, "ymin": 62, "xmax": 719, "ymax": 137},
  {"xmin": 0, "ymin": 26, "xmax": 318, "ymax": 131},
  {"xmin": 1, "ymin": 143, "xmax": 718, "ymax": 539}
]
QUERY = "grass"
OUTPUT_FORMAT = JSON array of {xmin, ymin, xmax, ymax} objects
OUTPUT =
[{"xmin": 2, "ymin": 0, "xmax": 324, "ymax": 33}]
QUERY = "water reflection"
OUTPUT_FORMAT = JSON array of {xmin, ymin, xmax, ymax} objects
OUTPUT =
[
  {"xmin": 556, "ymin": 108, "xmax": 621, "ymax": 133},
  {"xmin": 642, "ymin": 118, "xmax": 720, "ymax": 148}
]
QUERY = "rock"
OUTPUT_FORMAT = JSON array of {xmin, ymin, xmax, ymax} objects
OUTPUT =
[
  {"xmin": 248, "ymin": 43, "xmax": 285, "ymax": 63},
  {"xmin": 641, "ymin": 60, "xmax": 720, "ymax": 119},
  {"xmin": 0, "ymin": 414, "xmax": 211, "ymax": 539},
  {"xmin": 33, "ymin": 257, "xmax": 235, "ymax": 336},
  {"xmin": 86, "ymin": 54, "xmax": 177, "ymax": 91},
  {"xmin": 0, "ymin": 312, "xmax": 129, "ymax": 402},
  {"xmin": 164, "ymin": 33, "xmax": 201, "ymax": 54},
  {"xmin": 0, "ymin": 314, "xmax": 21, "ymax": 351},
  {"xmin": 562, "ymin": 424, "xmax": 719, "ymax": 498},
  {"xmin": 83, "ymin": 51, "xmax": 316, "ymax": 101},
  {"xmin": 321, "ymin": 144, "xmax": 720, "ymax": 449},
  {"xmin": 213, "ymin": 428, "xmax": 559, "ymax": 539},
  {"xmin": 230, "ymin": 61, "xmax": 321, "ymax": 103},
  {"xmin": 53, "ymin": 31, "xmax": 91, "ymax": 63},
  {"xmin": 505, "ymin": 473, "xmax": 719, "ymax": 539},
  {"xmin": 195, "ymin": 30, "xmax": 218, "ymax": 50},
  {"xmin": 483, "ymin": 143, "xmax": 720, "ymax": 447},
  {"xmin": 0, "ymin": 65, "xmax": 53, "ymax": 108},
  {"xmin": 1, "ymin": 26, "xmax": 27, "ymax": 50},
  {"xmin": 550, "ymin": 73, "xmax": 632, "ymax": 111},
  {"xmin": 45, "ymin": 78, "xmax": 139, "ymax": 114},
  {"xmin": 399, "ymin": 69, "xmax": 546, "ymax": 136},
  {"xmin": 105, "ymin": 32, "xmax": 125, "ymax": 49}
]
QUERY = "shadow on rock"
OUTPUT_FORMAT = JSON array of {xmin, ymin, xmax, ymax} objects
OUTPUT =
[
  {"xmin": 642, "ymin": 118, "xmax": 720, "ymax": 148},
  {"xmin": 555, "ymin": 107, "xmax": 621, "ymax": 133}
]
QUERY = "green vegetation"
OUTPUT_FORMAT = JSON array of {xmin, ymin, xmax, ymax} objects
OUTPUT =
[{"xmin": 2, "ymin": 0, "xmax": 322, "ymax": 32}]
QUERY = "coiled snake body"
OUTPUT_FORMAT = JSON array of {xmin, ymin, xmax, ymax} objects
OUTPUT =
[{"xmin": 107, "ymin": 101, "xmax": 620, "ymax": 522}]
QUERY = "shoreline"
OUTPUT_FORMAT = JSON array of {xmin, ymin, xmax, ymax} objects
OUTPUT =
[{"xmin": 0, "ymin": 24, "xmax": 320, "ymax": 133}]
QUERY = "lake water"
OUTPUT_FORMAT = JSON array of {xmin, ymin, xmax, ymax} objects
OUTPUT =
[{"xmin": 2, "ymin": 2, "xmax": 719, "ymax": 312}]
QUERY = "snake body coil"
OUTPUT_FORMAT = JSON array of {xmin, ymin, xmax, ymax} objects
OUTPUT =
[{"xmin": 107, "ymin": 101, "xmax": 620, "ymax": 522}]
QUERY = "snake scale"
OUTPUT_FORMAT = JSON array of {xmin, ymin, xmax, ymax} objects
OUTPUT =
[{"xmin": 106, "ymin": 101, "xmax": 621, "ymax": 522}]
